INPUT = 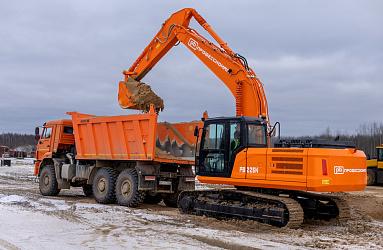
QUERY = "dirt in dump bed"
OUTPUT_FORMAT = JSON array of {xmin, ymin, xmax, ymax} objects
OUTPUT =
[{"xmin": 124, "ymin": 78, "xmax": 164, "ymax": 113}]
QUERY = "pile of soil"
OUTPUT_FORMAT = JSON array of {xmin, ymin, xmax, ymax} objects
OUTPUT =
[{"xmin": 123, "ymin": 78, "xmax": 164, "ymax": 113}]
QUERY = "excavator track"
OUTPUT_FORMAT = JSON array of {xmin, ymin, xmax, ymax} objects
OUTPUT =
[
  {"xmin": 178, "ymin": 189, "xmax": 304, "ymax": 228},
  {"xmin": 290, "ymin": 191, "xmax": 350, "ymax": 224},
  {"xmin": 178, "ymin": 189, "xmax": 351, "ymax": 228}
]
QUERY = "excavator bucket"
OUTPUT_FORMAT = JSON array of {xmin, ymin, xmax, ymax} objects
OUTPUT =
[{"xmin": 118, "ymin": 77, "xmax": 164, "ymax": 113}]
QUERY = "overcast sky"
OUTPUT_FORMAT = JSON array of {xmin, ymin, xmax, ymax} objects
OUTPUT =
[{"xmin": 0, "ymin": 0, "xmax": 381, "ymax": 136}]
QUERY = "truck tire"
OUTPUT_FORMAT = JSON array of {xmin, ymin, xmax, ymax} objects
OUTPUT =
[
  {"xmin": 39, "ymin": 165, "xmax": 60, "ymax": 196},
  {"xmin": 163, "ymin": 192, "xmax": 179, "ymax": 208},
  {"xmin": 115, "ymin": 169, "xmax": 146, "ymax": 207},
  {"xmin": 82, "ymin": 184, "xmax": 93, "ymax": 197},
  {"xmin": 367, "ymin": 168, "xmax": 376, "ymax": 186},
  {"xmin": 144, "ymin": 193, "xmax": 162, "ymax": 204},
  {"xmin": 92, "ymin": 168, "xmax": 118, "ymax": 204}
]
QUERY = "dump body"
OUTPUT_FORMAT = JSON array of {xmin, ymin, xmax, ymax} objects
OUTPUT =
[{"xmin": 68, "ymin": 112, "xmax": 200, "ymax": 165}]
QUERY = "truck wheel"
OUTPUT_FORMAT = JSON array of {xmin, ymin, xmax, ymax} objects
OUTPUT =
[
  {"xmin": 163, "ymin": 192, "xmax": 179, "ymax": 208},
  {"xmin": 115, "ymin": 169, "xmax": 146, "ymax": 207},
  {"xmin": 92, "ymin": 168, "xmax": 118, "ymax": 204},
  {"xmin": 82, "ymin": 184, "xmax": 93, "ymax": 197},
  {"xmin": 144, "ymin": 193, "xmax": 162, "ymax": 204},
  {"xmin": 39, "ymin": 165, "xmax": 60, "ymax": 196},
  {"xmin": 367, "ymin": 169, "xmax": 376, "ymax": 186}
]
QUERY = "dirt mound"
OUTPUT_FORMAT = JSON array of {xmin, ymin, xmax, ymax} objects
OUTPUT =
[{"xmin": 119, "ymin": 78, "xmax": 164, "ymax": 113}]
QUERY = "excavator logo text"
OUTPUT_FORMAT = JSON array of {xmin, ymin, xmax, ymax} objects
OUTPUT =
[
  {"xmin": 334, "ymin": 165, "xmax": 366, "ymax": 174},
  {"xmin": 187, "ymin": 38, "xmax": 229, "ymax": 73}
]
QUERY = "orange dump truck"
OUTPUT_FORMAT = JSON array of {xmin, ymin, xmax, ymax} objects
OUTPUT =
[{"xmin": 34, "ymin": 107, "xmax": 200, "ymax": 207}]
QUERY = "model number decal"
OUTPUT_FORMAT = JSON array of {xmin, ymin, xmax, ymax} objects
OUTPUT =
[{"xmin": 239, "ymin": 166, "xmax": 259, "ymax": 174}]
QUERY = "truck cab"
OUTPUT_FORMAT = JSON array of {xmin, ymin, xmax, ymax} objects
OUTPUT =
[{"xmin": 34, "ymin": 119, "xmax": 74, "ymax": 175}]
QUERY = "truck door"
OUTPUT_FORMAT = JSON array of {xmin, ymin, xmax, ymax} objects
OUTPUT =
[{"xmin": 36, "ymin": 126, "xmax": 53, "ymax": 159}]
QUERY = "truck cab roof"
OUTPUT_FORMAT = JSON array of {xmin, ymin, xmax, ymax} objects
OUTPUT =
[{"xmin": 44, "ymin": 119, "xmax": 72, "ymax": 127}]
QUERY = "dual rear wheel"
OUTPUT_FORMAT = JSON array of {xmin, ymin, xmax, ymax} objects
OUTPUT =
[{"xmin": 92, "ymin": 168, "xmax": 146, "ymax": 207}]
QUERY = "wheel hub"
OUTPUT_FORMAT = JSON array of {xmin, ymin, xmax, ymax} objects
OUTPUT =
[
  {"xmin": 121, "ymin": 180, "xmax": 131, "ymax": 197},
  {"xmin": 98, "ymin": 178, "xmax": 106, "ymax": 192},
  {"xmin": 43, "ymin": 175, "xmax": 50, "ymax": 186}
]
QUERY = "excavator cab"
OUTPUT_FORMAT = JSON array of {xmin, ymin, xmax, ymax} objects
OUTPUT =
[{"xmin": 195, "ymin": 117, "xmax": 267, "ymax": 177}]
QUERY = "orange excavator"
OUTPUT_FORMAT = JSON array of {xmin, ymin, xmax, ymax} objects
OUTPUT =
[{"xmin": 118, "ymin": 8, "xmax": 366, "ymax": 227}]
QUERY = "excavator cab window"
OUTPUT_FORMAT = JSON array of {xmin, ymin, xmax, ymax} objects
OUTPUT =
[
  {"xmin": 247, "ymin": 124, "xmax": 267, "ymax": 147},
  {"xmin": 198, "ymin": 123, "xmax": 226, "ymax": 176}
]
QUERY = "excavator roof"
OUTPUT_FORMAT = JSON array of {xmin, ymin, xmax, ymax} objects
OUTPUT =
[{"xmin": 205, "ymin": 116, "xmax": 266, "ymax": 124}]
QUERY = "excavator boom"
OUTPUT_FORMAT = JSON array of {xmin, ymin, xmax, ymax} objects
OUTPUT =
[{"xmin": 118, "ymin": 8, "xmax": 268, "ymax": 120}]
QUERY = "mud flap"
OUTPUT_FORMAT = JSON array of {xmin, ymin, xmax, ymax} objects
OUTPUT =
[
  {"xmin": 136, "ymin": 163, "xmax": 158, "ymax": 191},
  {"xmin": 177, "ymin": 166, "xmax": 195, "ymax": 191}
]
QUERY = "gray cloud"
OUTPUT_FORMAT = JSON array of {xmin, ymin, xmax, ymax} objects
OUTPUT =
[{"xmin": 0, "ymin": 0, "xmax": 381, "ymax": 136}]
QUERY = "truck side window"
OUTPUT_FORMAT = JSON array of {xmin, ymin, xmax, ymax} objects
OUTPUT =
[
  {"xmin": 63, "ymin": 126, "xmax": 73, "ymax": 134},
  {"xmin": 42, "ymin": 127, "xmax": 52, "ymax": 139}
]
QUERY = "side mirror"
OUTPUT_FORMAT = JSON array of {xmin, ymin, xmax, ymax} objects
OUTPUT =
[
  {"xmin": 270, "ymin": 128, "xmax": 276, "ymax": 137},
  {"xmin": 35, "ymin": 127, "xmax": 40, "ymax": 141},
  {"xmin": 269, "ymin": 122, "xmax": 281, "ymax": 139},
  {"xmin": 194, "ymin": 126, "xmax": 199, "ymax": 137}
]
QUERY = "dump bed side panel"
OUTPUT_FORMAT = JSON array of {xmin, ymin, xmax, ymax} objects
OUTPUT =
[
  {"xmin": 155, "ymin": 121, "xmax": 202, "ymax": 163},
  {"xmin": 69, "ymin": 112, "xmax": 157, "ymax": 161}
]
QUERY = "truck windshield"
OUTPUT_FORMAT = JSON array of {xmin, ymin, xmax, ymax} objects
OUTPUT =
[
  {"xmin": 42, "ymin": 127, "xmax": 52, "ymax": 139},
  {"xmin": 247, "ymin": 124, "xmax": 266, "ymax": 146}
]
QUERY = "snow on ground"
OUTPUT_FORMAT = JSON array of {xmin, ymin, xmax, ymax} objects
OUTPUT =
[{"xmin": 1, "ymin": 163, "xmax": 383, "ymax": 249}]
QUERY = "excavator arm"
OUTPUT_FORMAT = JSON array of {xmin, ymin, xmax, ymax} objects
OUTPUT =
[{"xmin": 118, "ymin": 8, "xmax": 269, "ymax": 121}]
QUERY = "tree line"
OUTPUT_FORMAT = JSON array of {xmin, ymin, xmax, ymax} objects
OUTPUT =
[
  {"xmin": 284, "ymin": 122, "xmax": 383, "ymax": 159},
  {"xmin": 0, "ymin": 133, "xmax": 36, "ymax": 150},
  {"xmin": 1, "ymin": 122, "xmax": 382, "ymax": 158}
]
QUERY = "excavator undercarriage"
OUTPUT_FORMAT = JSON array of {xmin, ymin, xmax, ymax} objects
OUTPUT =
[{"xmin": 178, "ymin": 188, "xmax": 350, "ymax": 228}]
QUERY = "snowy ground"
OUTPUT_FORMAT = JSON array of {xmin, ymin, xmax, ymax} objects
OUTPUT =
[{"xmin": 1, "ymin": 160, "xmax": 383, "ymax": 249}]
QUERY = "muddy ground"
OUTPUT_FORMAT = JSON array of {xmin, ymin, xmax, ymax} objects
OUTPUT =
[{"xmin": 0, "ymin": 160, "xmax": 383, "ymax": 249}]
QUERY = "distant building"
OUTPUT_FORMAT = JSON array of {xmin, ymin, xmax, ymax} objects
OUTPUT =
[{"xmin": 0, "ymin": 145, "xmax": 9, "ymax": 157}]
